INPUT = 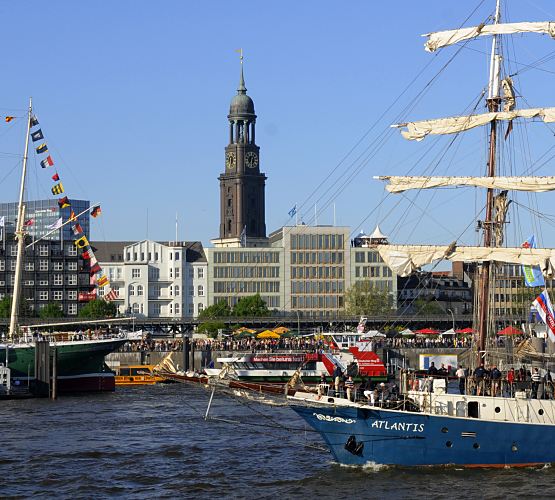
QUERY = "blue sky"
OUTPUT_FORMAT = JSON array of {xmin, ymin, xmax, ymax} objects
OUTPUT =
[{"xmin": 1, "ymin": 1, "xmax": 555, "ymax": 248}]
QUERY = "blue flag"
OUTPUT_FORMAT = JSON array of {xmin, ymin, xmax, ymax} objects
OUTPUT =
[
  {"xmin": 522, "ymin": 235, "xmax": 545, "ymax": 287},
  {"xmin": 288, "ymin": 204, "xmax": 297, "ymax": 218}
]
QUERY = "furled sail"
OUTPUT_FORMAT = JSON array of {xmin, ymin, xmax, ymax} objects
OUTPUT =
[
  {"xmin": 424, "ymin": 21, "xmax": 555, "ymax": 52},
  {"xmin": 396, "ymin": 108, "xmax": 555, "ymax": 141},
  {"xmin": 376, "ymin": 244, "xmax": 555, "ymax": 277},
  {"xmin": 376, "ymin": 176, "xmax": 555, "ymax": 193}
]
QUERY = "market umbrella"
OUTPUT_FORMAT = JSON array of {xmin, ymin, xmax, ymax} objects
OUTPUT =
[
  {"xmin": 281, "ymin": 330, "xmax": 301, "ymax": 338},
  {"xmin": 400, "ymin": 328, "xmax": 414, "ymax": 336},
  {"xmin": 497, "ymin": 326, "xmax": 524, "ymax": 336},
  {"xmin": 235, "ymin": 331, "xmax": 255, "ymax": 338},
  {"xmin": 234, "ymin": 327, "xmax": 256, "ymax": 335},
  {"xmin": 441, "ymin": 328, "xmax": 456, "ymax": 335},
  {"xmin": 273, "ymin": 326, "xmax": 290, "ymax": 334},
  {"xmin": 414, "ymin": 328, "xmax": 441, "ymax": 335},
  {"xmin": 257, "ymin": 330, "xmax": 280, "ymax": 339},
  {"xmin": 455, "ymin": 327, "xmax": 475, "ymax": 334}
]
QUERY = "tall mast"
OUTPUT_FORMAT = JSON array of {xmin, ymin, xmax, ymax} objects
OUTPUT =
[
  {"xmin": 477, "ymin": 0, "xmax": 502, "ymax": 361},
  {"xmin": 8, "ymin": 98, "xmax": 33, "ymax": 340}
]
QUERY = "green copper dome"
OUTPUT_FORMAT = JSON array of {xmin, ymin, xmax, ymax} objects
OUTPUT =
[{"xmin": 229, "ymin": 65, "xmax": 255, "ymax": 117}]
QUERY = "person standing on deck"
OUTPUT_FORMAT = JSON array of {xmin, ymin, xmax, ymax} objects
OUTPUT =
[
  {"xmin": 345, "ymin": 376, "xmax": 355, "ymax": 401},
  {"xmin": 532, "ymin": 368, "xmax": 541, "ymax": 399},
  {"xmin": 456, "ymin": 365, "xmax": 466, "ymax": 395}
]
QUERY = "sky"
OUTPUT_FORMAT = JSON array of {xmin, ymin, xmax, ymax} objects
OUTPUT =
[{"xmin": 1, "ymin": 0, "xmax": 555, "ymax": 249}]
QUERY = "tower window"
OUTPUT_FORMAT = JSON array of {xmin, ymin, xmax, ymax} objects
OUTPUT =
[{"xmin": 228, "ymin": 220, "xmax": 232, "ymax": 232}]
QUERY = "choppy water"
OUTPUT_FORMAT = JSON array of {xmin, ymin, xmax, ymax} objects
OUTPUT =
[{"xmin": 3, "ymin": 383, "xmax": 555, "ymax": 499}]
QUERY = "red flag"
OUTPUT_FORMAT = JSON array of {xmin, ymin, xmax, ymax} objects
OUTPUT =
[
  {"xmin": 72, "ymin": 223, "xmax": 83, "ymax": 235},
  {"xmin": 91, "ymin": 206, "xmax": 101, "ymax": 218},
  {"xmin": 69, "ymin": 210, "xmax": 77, "ymax": 222},
  {"xmin": 24, "ymin": 219, "xmax": 34, "ymax": 227},
  {"xmin": 89, "ymin": 263, "xmax": 101, "ymax": 276},
  {"xmin": 52, "ymin": 173, "xmax": 60, "ymax": 182},
  {"xmin": 82, "ymin": 250, "xmax": 91, "ymax": 260}
]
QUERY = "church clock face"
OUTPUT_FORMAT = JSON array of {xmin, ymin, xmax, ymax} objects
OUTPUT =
[
  {"xmin": 245, "ymin": 151, "xmax": 259, "ymax": 168},
  {"xmin": 225, "ymin": 151, "xmax": 236, "ymax": 169}
]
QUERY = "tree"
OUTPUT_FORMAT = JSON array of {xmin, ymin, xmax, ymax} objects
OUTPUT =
[
  {"xmin": 198, "ymin": 300, "xmax": 231, "ymax": 320},
  {"xmin": 197, "ymin": 320, "xmax": 226, "ymax": 338},
  {"xmin": 413, "ymin": 297, "xmax": 444, "ymax": 316},
  {"xmin": 232, "ymin": 294, "xmax": 269, "ymax": 317},
  {"xmin": 345, "ymin": 282, "xmax": 393, "ymax": 315},
  {"xmin": 0, "ymin": 295, "xmax": 33, "ymax": 318},
  {"xmin": 78, "ymin": 299, "xmax": 117, "ymax": 319},
  {"xmin": 39, "ymin": 303, "xmax": 64, "ymax": 319}
]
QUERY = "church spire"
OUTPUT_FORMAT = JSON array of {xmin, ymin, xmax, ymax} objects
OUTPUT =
[{"xmin": 237, "ymin": 48, "xmax": 246, "ymax": 94}]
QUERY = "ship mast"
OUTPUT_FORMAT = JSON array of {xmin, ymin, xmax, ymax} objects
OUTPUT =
[
  {"xmin": 477, "ymin": 0, "xmax": 502, "ymax": 362},
  {"xmin": 8, "ymin": 98, "xmax": 33, "ymax": 340}
]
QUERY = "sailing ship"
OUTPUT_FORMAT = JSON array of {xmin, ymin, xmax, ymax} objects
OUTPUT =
[
  {"xmin": 288, "ymin": 1, "xmax": 555, "ymax": 466},
  {"xmin": 0, "ymin": 99, "xmax": 126, "ymax": 394}
]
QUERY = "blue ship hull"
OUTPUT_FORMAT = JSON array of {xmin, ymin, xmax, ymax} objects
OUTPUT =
[{"xmin": 291, "ymin": 404, "xmax": 555, "ymax": 467}]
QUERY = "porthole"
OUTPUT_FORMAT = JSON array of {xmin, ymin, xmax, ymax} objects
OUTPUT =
[
  {"xmin": 511, "ymin": 443, "xmax": 518, "ymax": 452},
  {"xmin": 473, "ymin": 443, "xmax": 480, "ymax": 449},
  {"xmin": 327, "ymin": 398, "xmax": 335, "ymax": 403},
  {"xmin": 441, "ymin": 427, "xmax": 449, "ymax": 433},
  {"xmin": 495, "ymin": 407, "xmax": 501, "ymax": 413},
  {"xmin": 446, "ymin": 441, "xmax": 453, "ymax": 448},
  {"xmin": 539, "ymin": 409, "xmax": 544, "ymax": 415}
]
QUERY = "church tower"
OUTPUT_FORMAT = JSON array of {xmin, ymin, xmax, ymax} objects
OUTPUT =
[{"xmin": 213, "ymin": 57, "xmax": 268, "ymax": 248}]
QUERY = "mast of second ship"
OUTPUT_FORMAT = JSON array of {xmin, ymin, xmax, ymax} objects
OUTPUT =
[{"xmin": 477, "ymin": 0, "xmax": 502, "ymax": 364}]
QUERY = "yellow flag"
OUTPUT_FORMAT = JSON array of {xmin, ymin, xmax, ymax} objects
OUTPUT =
[{"xmin": 74, "ymin": 235, "xmax": 89, "ymax": 249}]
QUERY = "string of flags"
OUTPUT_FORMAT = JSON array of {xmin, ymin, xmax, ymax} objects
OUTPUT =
[{"xmin": 29, "ymin": 113, "xmax": 117, "ymax": 302}]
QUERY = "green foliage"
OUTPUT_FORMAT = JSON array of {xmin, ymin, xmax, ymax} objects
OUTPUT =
[
  {"xmin": 232, "ymin": 294, "xmax": 269, "ymax": 317},
  {"xmin": 0, "ymin": 295, "xmax": 33, "ymax": 318},
  {"xmin": 413, "ymin": 297, "xmax": 444, "ymax": 316},
  {"xmin": 197, "ymin": 321, "xmax": 226, "ymax": 338},
  {"xmin": 39, "ymin": 303, "xmax": 64, "ymax": 319},
  {"xmin": 345, "ymin": 281, "xmax": 393, "ymax": 315},
  {"xmin": 78, "ymin": 299, "xmax": 117, "ymax": 319},
  {"xmin": 198, "ymin": 300, "xmax": 231, "ymax": 320}
]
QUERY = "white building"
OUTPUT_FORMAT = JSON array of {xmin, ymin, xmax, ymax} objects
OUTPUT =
[{"xmin": 93, "ymin": 240, "xmax": 207, "ymax": 318}]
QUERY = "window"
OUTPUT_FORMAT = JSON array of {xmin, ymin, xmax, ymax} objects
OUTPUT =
[
  {"xmin": 149, "ymin": 267, "xmax": 160, "ymax": 279},
  {"xmin": 53, "ymin": 262, "xmax": 63, "ymax": 271},
  {"xmin": 10, "ymin": 245, "xmax": 17, "ymax": 256},
  {"xmin": 174, "ymin": 303, "xmax": 180, "ymax": 314},
  {"xmin": 175, "ymin": 252, "xmax": 180, "ymax": 261},
  {"xmin": 53, "ymin": 274, "xmax": 63, "ymax": 286},
  {"xmin": 67, "ymin": 290, "xmax": 77, "ymax": 300},
  {"xmin": 137, "ymin": 285, "xmax": 144, "ymax": 296},
  {"xmin": 197, "ymin": 268, "xmax": 204, "ymax": 279},
  {"xmin": 128, "ymin": 285, "xmax": 135, "ymax": 296},
  {"xmin": 151, "ymin": 303, "xmax": 161, "ymax": 315},
  {"xmin": 67, "ymin": 246, "xmax": 77, "ymax": 257},
  {"xmin": 25, "ymin": 262, "xmax": 35, "ymax": 271},
  {"xmin": 67, "ymin": 261, "xmax": 77, "ymax": 271},
  {"xmin": 39, "ymin": 245, "xmax": 49, "ymax": 256},
  {"xmin": 39, "ymin": 291, "xmax": 48, "ymax": 301},
  {"xmin": 188, "ymin": 268, "xmax": 194, "ymax": 278},
  {"xmin": 197, "ymin": 285, "xmax": 204, "ymax": 297},
  {"xmin": 39, "ymin": 260, "xmax": 48, "ymax": 271},
  {"xmin": 188, "ymin": 304, "xmax": 194, "ymax": 315},
  {"xmin": 0, "ymin": 261, "xmax": 4, "ymax": 271},
  {"xmin": 53, "ymin": 290, "xmax": 63, "ymax": 301},
  {"xmin": 132, "ymin": 303, "xmax": 140, "ymax": 314},
  {"xmin": 175, "ymin": 268, "xmax": 180, "ymax": 278},
  {"xmin": 68, "ymin": 303, "xmax": 77, "ymax": 315},
  {"xmin": 67, "ymin": 275, "xmax": 77, "ymax": 286},
  {"xmin": 132, "ymin": 268, "xmax": 141, "ymax": 278},
  {"xmin": 174, "ymin": 285, "xmax": 180, "ymax": 296},
  {"xmin": 10, "ymin": 261, "xmax": 16, "ymax": 271},
  {"xmin": 197, "ymin": 303, "xmax": 204, "ymax": 314}
]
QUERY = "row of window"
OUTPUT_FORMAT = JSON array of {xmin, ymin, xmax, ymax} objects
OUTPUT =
[
  {"xmin": 128, "ymin": 302, "xmax": 205, "ymax": 315},
  {"xmin": 213, "ymin": 251, "xmax": 280, "ymax": 264},
  {"xmin": 290, "ymin": 266, "xmax": 344, "ymax": 279},
  {"xmin": 354, "ymin": 266, "xmax": 392, "ymax": 278},
  {"xmin": 5, "ymin": 275, "xmax": 80, "ymax": 286},
  {"xmin": 1, "ymin": 261, "xmax": 79, "ymax": 272},
  {"xmin": 213, "ymin": 281, "xmax": 280, "ymax": 294},
  {"xmin": 291, "ymin": 295, "xmax": 344, "ymax": 309},
  {"xmin": 290, "ymin": 234, "xmax": 345, "ymax": 250},
  {"xmin": 216, "ymin": 295, "xmax": 280, "ymax": 308},
  {"xmin": 126, "ymin": 251, "xmax": 160, "ymax": 262},
  {"xmin": 36, "ymin": 290, "xmax": 79, "ymax": 300},
  {"xmin": 291, "ymin": 280, "xmax": 345, "ymax": 294},
  {"xmin": 291, "ymin": 251, "xmax": 344, "ymax": 265},
  {"xmin": 213, "ymin": 266, "xmax": 280, "ymax": 279},
  {"xmin": 354, "ymin": 251, "xmax": 384, "ymax": 263},
  {"xmin": 5, "ymin": 245, "xmax": 78, "ymax": 257}
]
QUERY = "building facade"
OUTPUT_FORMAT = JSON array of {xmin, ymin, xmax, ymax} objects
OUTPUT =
[{"xmin": 94, "ymin": 240, "xmax": 207, "ymax": 318}]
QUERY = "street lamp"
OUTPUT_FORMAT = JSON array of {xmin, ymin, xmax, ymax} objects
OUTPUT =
[{"xmin": 447, "ymin": 308, "xmax": 455, "ymax": 331}]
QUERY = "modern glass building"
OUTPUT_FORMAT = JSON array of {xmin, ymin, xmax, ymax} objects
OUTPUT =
[{"xmin": 0, "ymin": 199, "xmax": 90, "ymax": 242}]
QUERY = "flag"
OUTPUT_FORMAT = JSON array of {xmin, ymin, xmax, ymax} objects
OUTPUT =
[
  {"xmin": 521, "ymin": 235, "xmax": 545, "ymax": 287},
  {"xmin": 81, "ymin": 250, "xmax": 91, "ymax": 260},
  {"xmin": 40, "ymin": 156, "xmax": 54, "ymax": 168},
  {"xmin": 74, "ymin": 235, "xmax": 89, "ymax": 249},
  {"xmin": 91, "ymin": 205, "xmax": 101, "ymax": 218},
  {"xmin": 72, "ymin": 223, "xmax": 83, "ymax": 235},
  {"xmin": 36, "ymin": 143, "xmax": 48, "ymax": 154},
  {"xmin": 58, "ymin": 196, "xmax": 70, "ymax": 208},
  {"xmin": 240, "ymin": 225, "xmax": 247, "ymax": 247},
  {"xmin": 31, "ymin": 129, "xmax": 44, "ymax": 142},
  {"xmin": 52, "ymin": 172, "xmax": 59, "ymax": 181},
  {"xmin": 5, "ymin": 116, "xmax": 15, "ymax": 123},
  {"xmin": 533, "ymin": 290, "xmax": 555, "ymax": 342},
  {"xmin": 104, "ymin": 289, "xmax": 119, "ymax": 302},
  {"xmin": 97, "ymin": 275, "xmax": 109, "ymax": 287},
  {"xmin": 89, "ymin": 262, "xmax": 101, "ymax": 276},
  {"xmin": 30, "ymin": 115, "xmax": 39, "ymax": 127},
  {"xmin": 23, "ymin": 219, "xmax": 34, "ymax": 227},
  {"xmin": 288, "ymin": 204, "xmax": 297, "ymax": 218},
  {"xmin": 46, "ymin": 217, "xmax": 63, "ymax": 230},
  {"xmin": 69, "ymin": 210, "xmax": 77, "ymax": 222},
  {"xmin": 51, "ymin": 182, "xmax": 64, "ymax": 195}
]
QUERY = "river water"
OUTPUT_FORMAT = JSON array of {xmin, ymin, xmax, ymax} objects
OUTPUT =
[{"xmin": 3, "ymin": 383, "xmax": 555, "ymax": 499}]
